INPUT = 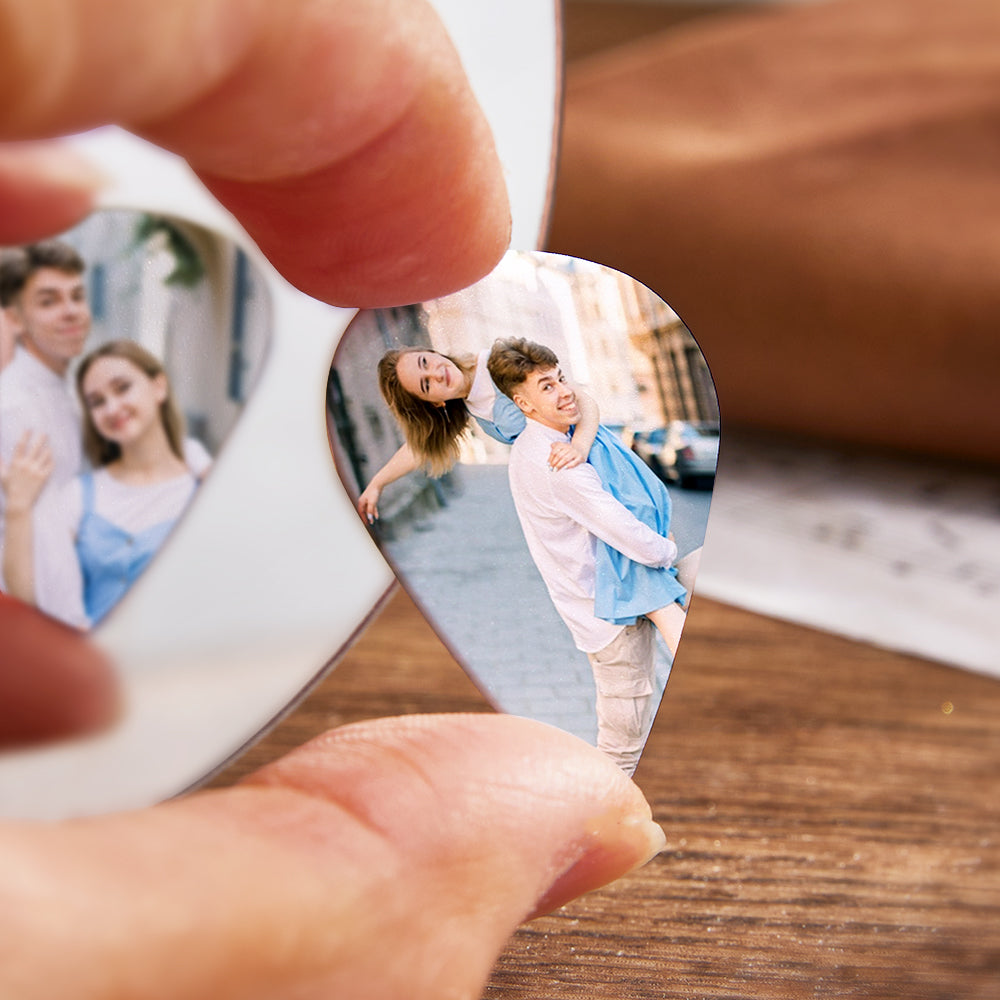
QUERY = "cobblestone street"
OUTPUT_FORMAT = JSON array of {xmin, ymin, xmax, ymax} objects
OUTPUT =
[{"xmin": 379, "ymin": 462, "xmax": 709, "ymax": 744}]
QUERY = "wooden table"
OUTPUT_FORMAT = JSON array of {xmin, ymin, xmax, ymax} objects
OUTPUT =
[
  {"xmin": 217, "ymin": 4, "xmax": 1000, "ymax": 994},
  {"xmin": 215, "ymin": 587, "xmax": 1000, "ymax": 999}
]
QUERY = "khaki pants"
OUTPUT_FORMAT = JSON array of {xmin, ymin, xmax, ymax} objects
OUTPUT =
[{"xmin": 587, "ymin": 618, "xmax": 658, "ymax": 777}]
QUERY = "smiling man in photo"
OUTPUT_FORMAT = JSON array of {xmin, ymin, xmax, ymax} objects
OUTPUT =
[
  {"xmin": 490, "ymin": 337, "xmax": 684, "ymax": 774},
  {"xmin": 0, "ymin": 241, "xmax": 91, "ymax": 580}
]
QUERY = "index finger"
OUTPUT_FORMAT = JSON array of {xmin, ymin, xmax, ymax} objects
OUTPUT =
[{"xmin": 0, "ymin": 0, "xmax": 510, "ymax": 307}]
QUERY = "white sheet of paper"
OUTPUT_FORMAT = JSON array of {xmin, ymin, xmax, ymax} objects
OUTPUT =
[{"xmin": 697, "ymin": 429, "xmax": 1000, "ymax": 679}]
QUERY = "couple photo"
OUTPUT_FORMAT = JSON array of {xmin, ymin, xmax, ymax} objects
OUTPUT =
[
  {"xmin": 328, "ymin": 252, "xmax": 718, "ymax": 774},
  {"xmin": 0, "ymin": 211, "xmax": 270, "ymax": 631}
]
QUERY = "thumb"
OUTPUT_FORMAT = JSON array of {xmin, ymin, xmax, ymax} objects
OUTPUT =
[{"xmin": 0, "ymin": 714, "xmax": 665, "ymax": 1000}]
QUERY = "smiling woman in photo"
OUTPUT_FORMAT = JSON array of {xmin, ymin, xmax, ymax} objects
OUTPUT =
[
  {"xmin": 357, "ymin": 344, "xmax": 601, "ymax": 520},
  {"xmin": 357, "ymin": 336, "xmax": 690, "ymax": 656},
  {"xmin": 1, "ymin": 340, "xmax": 198, "ymax": 628}
]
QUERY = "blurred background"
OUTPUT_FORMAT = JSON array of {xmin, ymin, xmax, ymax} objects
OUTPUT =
[{"xmin": 549, "ymin": 0, "xmax": 1000, "ymax": 679}]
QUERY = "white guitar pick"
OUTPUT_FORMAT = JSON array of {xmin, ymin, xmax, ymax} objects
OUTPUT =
[
  {"xmin": 329, "ymin": 251, "xmax": 718, "ymax": 775},
  {"xmin": 0, "ymin": 0, "xmax": 560, "ymax": 819}
]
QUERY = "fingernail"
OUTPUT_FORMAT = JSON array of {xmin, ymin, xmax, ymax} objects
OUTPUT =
[
  {"xmin": 528, "ymin": 808, "xmax": 667, "ymax": 919},
  {"xmin": 1, "ymin": 142, "xmax": 111, "ymax": 244},
  {"xmin": 5, "ymin": 141, "xmax": 110, "ymax": 193}
]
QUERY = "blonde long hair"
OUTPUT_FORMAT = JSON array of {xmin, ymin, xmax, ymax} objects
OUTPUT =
[
  {"xmin": 377, "ymin": 347, "xmax": 477, "ymax": 477},
  {"xmin": 76, "ymin": 340, "xmax": 185, "ymax": 467}
]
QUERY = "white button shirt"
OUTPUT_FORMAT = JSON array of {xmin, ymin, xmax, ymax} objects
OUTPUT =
[
  {"xmin": 0, "ymin": 347, "xmax": 82, "ymax": 583},
  {"xmin": 507, "ymin": 418, "xmax": 677, "ymax": 653}
]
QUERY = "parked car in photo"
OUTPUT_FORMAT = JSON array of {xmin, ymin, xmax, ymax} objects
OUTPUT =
[{"xmin": 631, "ymin": 421, "xmax": 719, "ymax": 488}]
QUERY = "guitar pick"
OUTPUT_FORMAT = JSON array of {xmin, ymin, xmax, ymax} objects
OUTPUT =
[
  {"xmin": 328, "ymin": 250, "xmax": 718, "ymax": 775},
  {"xmin": 0, "ymin": 198, "xmax": 400, "ymax": 821},
  {"xmin": 0, "ymin": 0, "xmax": 562, "ymax": 820},
  {"xmin": 0, "ymin": 207, "xmax": 269, "ymax": 633}
]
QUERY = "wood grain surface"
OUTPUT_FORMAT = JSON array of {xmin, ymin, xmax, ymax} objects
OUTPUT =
[{"xmin": 214, "ymin": 588, "xmax": 1000, "ymax": 998}]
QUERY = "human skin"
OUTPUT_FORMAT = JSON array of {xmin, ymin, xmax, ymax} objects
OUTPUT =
[
  {"xmin": 10, "ymin": 267, "xmax": 90, "ymax": 375},
  {"xmin": 0, "ymin": 1, "xmax": 664, "ymax": 995},
  {"xmin": 0, "ymin": 431, "xmax": 54, "ymax": 605},
  {"xmin": 0, "ymin": 0, "xmax": 511, "ymax": 307},
  {"xmin": 396, "ymin": 349, "xmax": 472, "ymax": 404},
  {"xmin": 79, "ymin": 357, "xmax": 170, "ymax": 454},
  {"xmin": 512, "ymin": 366, "xmax": 582, "ymax": 431},
  {"xmin": 0, "ymin": 713, "xmax": 664, "ymax": 1000}
]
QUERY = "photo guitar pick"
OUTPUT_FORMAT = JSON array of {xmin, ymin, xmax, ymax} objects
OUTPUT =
[{"xmin": 328, "ymin": 250, "xmax": 719, "ymax": 774}]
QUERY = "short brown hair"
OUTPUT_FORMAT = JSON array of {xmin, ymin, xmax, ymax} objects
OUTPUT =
[
  {"xmin": 76, "ymin": 340, "xmax": 185, "ymax": 467},
  {"xmin": 486, "ymin": 338, "xmax": 559, "ymax": 399},
  {"xmin": 377, "ymin": 347, "xmax": 477, "ymax": 477},
  {"xmin": 0, "ymin": 240, "xmax": 85, "ymax": 307}
]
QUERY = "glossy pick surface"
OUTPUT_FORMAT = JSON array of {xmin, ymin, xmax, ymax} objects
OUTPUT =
[{"xmin": 329, "ymin": 251, "xmax": 719, "ymax": 773}]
